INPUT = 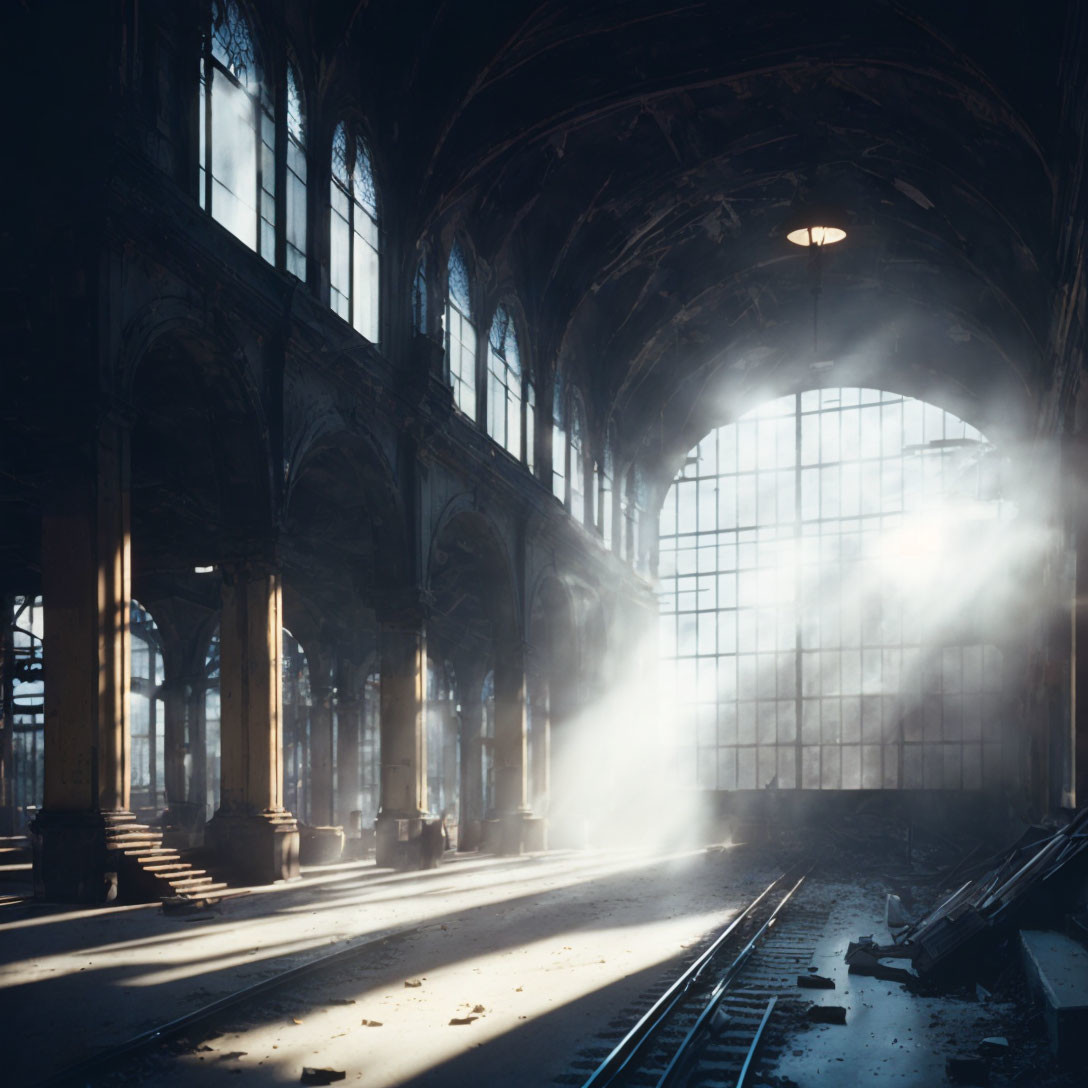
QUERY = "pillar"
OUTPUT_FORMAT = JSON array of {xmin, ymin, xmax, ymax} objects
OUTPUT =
[
  {"xmin": 493, "ymin": 644, "xmax": 540, "ymax": 853},
  {"xmin": 375, "ymin": 603, "xmax": 437, "ymax": 867},
  {"xmin": 31, "ymin": 419, "xmax": 132, "ymax": 902},
  {"xmin": 1073, "ymin": 435, "xmax": 1088, "ymax": 810},
  {"xmin": 204, "ymin": 563, "xmax": 299, "ymax": 883},
  {"xmin": 528, "ymin": 670, "xmax": 550, "ymax": 819}
]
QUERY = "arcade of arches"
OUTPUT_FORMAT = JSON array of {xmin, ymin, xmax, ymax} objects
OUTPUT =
[{"xmin": 2, "ymin": 0, "xmax": 1087, "ymax": 910}]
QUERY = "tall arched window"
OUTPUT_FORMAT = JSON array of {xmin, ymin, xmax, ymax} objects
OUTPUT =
[
  {"xmin": 526, "ymin": 372, "xmax": 537, "ymax": 475},
  {"xmin": 570, "ymin": 391, "xmax": 590, "ymax": 526},
  {"xmin": 657, "ymin": 388, "xmax": 1014, "ymax": 793},
  {"xmin": 285, "ymin": 64, "xmax": 306, "ymax": 280},
  {"xmin": 552, "ymin": 372, "xmax": 567, "ymax": 503},
  {"xmin": 600, "ymin": 424, "xmax": 616, "ymax": 549},
  {"xmin": 130, "ymin": 601, "xmax": 166, "ymax": 814},
  {"xmin": 330, "ymin": 123, "xmax": 380, "ymax": 342},
  {"xmin": 487, "ymin": 306, "xmax": 522, "ymax": 459},
  {"xmin": 445, "ymin": 244, "xmax": 477, "ymax": 420},
  {"xmin": 200, "ymin": 0, "xmax": 274, "ymax": 259},
  {"xmin": 412, "ymin": 254, "xmax": 428, "ymax": 335}
]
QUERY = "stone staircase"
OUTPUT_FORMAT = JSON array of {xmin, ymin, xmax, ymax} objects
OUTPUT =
[{"xmin": 104, "ymin": 812, "xmax": 228, "ymax": 903}]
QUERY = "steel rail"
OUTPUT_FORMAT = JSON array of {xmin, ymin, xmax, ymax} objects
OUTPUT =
[
  {"xmin": 735, "ymin": 996, "xmax": 777, "ymax": 1088},
  {"xmin": 580, "ymin": 869, "xmax": 794, "ymax": 1088},
  {"xmin": 656, "ymin": 869, "xmax": 809, "ymax": 1088},
  {"xmin": 33, "ymin": 922, "xmax": 426, "ymax": 1088}
]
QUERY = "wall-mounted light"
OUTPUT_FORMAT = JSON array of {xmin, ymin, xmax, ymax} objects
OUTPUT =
[{"xmin": 194, "ymin": 565, "xmax": 215, "ymax": 574}]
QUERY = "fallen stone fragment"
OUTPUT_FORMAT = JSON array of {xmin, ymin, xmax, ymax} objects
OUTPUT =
[
  {"xmin": 975, "ymin": 983, "xmax": 992, "ymax": 1003},
  {"xmin": 978, "ymin": 1037, "xmax": 1008, "ymax": 1054},
  {"xmin": 326, "ymin": 998, "xmax": 356, "ymax": 1005},
  {"xmin": 300, "ymin": 1069, "xmax": 347, "ymax": 1086},
  {"xmin": 806, "ymin": 1005, "xmax": 847, "ymax": 1025},
  {"xmin": 449, "ymin": 1016, "xmax": 478, "ymax": 1025},
  {"xmin": 404, "ymin": 979, "xmax": 423, "ymax": 988},
  {"xmin": 472, "ymin": 1004, "xmax": 486, "ymax": 1013},
  {"xmin": 361, "ymin": 1020, "xmax": 383, "ymax": 1027},
  {"xmin": 797, "ymin": 974, "xmax": 836, "ymax": 989},
  {"xmin": 946, "ymin": 1054, "xmax": 989, "ymax": 1084}
]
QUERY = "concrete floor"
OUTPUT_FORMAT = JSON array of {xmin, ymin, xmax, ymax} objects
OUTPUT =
[{"xmin": 0, "ymin": 846, "xmax": 779, "ymax": 1086}]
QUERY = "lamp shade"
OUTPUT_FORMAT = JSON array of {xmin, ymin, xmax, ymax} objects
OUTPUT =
[{"xmin": 784, "ymin": 202, "xmax": 848, "ymax": 247}]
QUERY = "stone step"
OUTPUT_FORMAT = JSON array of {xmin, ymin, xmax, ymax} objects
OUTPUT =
[
  {"xmin": 167, "ymin": 876, "xmax": 217, "ymax": 890},
  {"xmin": 1020, "ymin": 929, "xmax": 1088, "ymax": 1066}
]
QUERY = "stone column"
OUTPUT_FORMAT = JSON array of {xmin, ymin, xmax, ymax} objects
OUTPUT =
[
  {"xmin": 493, "ymin": 643, "xmax": 538, "ymax": 853},
  {"xmin": 375, "ymin": 603, "xmax": 434, "ymax": 867},
  {"xmin": 528, "ymin": 671, "xmax": 551, "ymax": 819},
  {"xmin": 32, "ymin": 419, "xmax": 132, "ymax": 901},
  {"xmin": 205, "ymin": 563, "xmax": 299, "ymax": 883},
  {"xmin": 1073, "ymin": 436, "xmax": 1088, "ymax": 809}
]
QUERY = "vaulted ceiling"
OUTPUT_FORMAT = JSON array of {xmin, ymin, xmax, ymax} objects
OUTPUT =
[{"xmin": 323, "ymin": 0, "xmax": 1065, "ymax": 467}]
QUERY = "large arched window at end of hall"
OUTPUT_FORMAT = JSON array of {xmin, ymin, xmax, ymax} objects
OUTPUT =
[
  {"xmin": 330, "ymin": 123, "xmax": 380, "ymax": 342},
  {"xmin": 445, "ymin": 243, "xmax": 477, "ymax": 420},
  {"xmin": 657, "ymin": 388, "xmax": 1014, "ymax": 792},
  {"xmin": 200, "ymin": 0, "xmax": 274, "ymax": 259},
  {"xmin": 285, "ymin": 63, "xmax": 306, "ymax": 280},
  {"xmin": 487, "ymin": 305, "xmax": 522, "ymax": 460}
]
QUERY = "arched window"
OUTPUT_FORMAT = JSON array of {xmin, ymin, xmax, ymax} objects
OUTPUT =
[
  {"xmin": 10, "ymin": 596, "xmax": 44, "ymax": 828},
  {"xmin": 330, "ymin": 123, "xmax": 380, "ymax": 342},
  {"xmin": 552, "ymin": 372, "xmax": 566, "ymax": 503},
  {"xmin": 657, "ymin": 388, "xmax": 1013, "ymax": 793},
  {"xmin": 427, "ymin": 659, "xmax": 459, "ymax": 822},
  {"xmin": 361, "ymin": 669, "xmax": 381, "ymax": 822},
  {"xmin": 281, "ymin": 629, "xmax": 312, "ymax": 820},
  {"xmin": 570, "ymin": 391, "xmax": 590, "ymax": 526},
  {"xmin": 130, "ymin": 601, "xmax": 166, "ymax": 814},
  {"xmin": 487, "ymin": 306, "xmax": 522, "ymax": 459},
  {"xmin": 526, "ymin": 373, "xmax": 537, "ymax": 475},
  {"xmin": 285, "ymin": 64, "xmax": 306, "ymax": 279},
  {"xmin": 200, "ymin": 0, "xmax": 274, "ymax": 259},
  {"xmin": 445, "ymin": 243, "xmax": 477, "ymax": 420},
  {"xmin": 412, "ymin": 254, "xmax": 428, "ymax": 336},
  {"xmin": 600, "ymin": 424, "xmax": 616, "ymax": 549}
]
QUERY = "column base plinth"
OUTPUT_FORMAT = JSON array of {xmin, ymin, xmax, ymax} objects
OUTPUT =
[
  {"xmin": 30, "ymin": 810, "xmax": 115, "ymax": 903},
  {"xmin": 375, "ymin": 813, "xmax": 444, "ymax": 870},
  {"xmin": 483, "ymin": 812, "xmax": 546, "ymax": 855},
  {"xmin": 205, "ymin": 810, "xmax": 300, "ymax": 884}
]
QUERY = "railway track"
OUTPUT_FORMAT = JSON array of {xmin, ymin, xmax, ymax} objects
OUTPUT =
[{"xmin": 574, "ymin": 865, "xmax": 825, "ymax": 1088}]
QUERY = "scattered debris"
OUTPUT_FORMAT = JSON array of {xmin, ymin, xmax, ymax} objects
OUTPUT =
[
  {"xmin": 975, "ymin": 984, "xmax": 992, "ymax": 1003},
  {"xmin": 361, "ymin": 1019, "xmax": 383, "ymax": 1027},
  {"xmin": 326, "ymin": 998, "xmax": 356, "ymax": 1006},
  {"xmin": 844, "ymin": 939, "xmax": 916, "ymax": 984},
  {"xmin": 945, "ymin": 1054, "xmax": 989, "ymax": 1084},
  {"xmin": 796, "ymin": 974, "xmax": 835, "ymax": 990},
  {"xmin": 449, "ymin": 1016, "xmax": 478, "ymax": 1025},
  {"xmin": 806, "ymin": 1005, "xmax": 847, "ymax": 1025},
  {"xmin": 885, "ymin": 893, "xmax": 910, "ymax": 929},
  {"xmin": 300, "ymin": 1069, "xmax": 346, "ymax": 1086},
  {"xmin": 404, "ymin": 979, "xmax": 423, "ymax": 988},
  {"xmin": 979, "ymin": 1037, "xmax": 1009, "ymax": 1054},
  {"xmin": 291, "ymin": 1017, "xmax": 303, "ymax": 1025},
  {"xmin": 849, "ymin": 808, "xmax": 1088, "ymax": 983}
]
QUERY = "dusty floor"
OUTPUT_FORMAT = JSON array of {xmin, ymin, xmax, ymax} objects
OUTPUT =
[
  {"xmin": 1, "ymin": 833, "xmax": 1079, "ymax": 1087},
  {"xmin": 0, "ymin": 846, "xmax": 779, "ymax": 1086}
]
